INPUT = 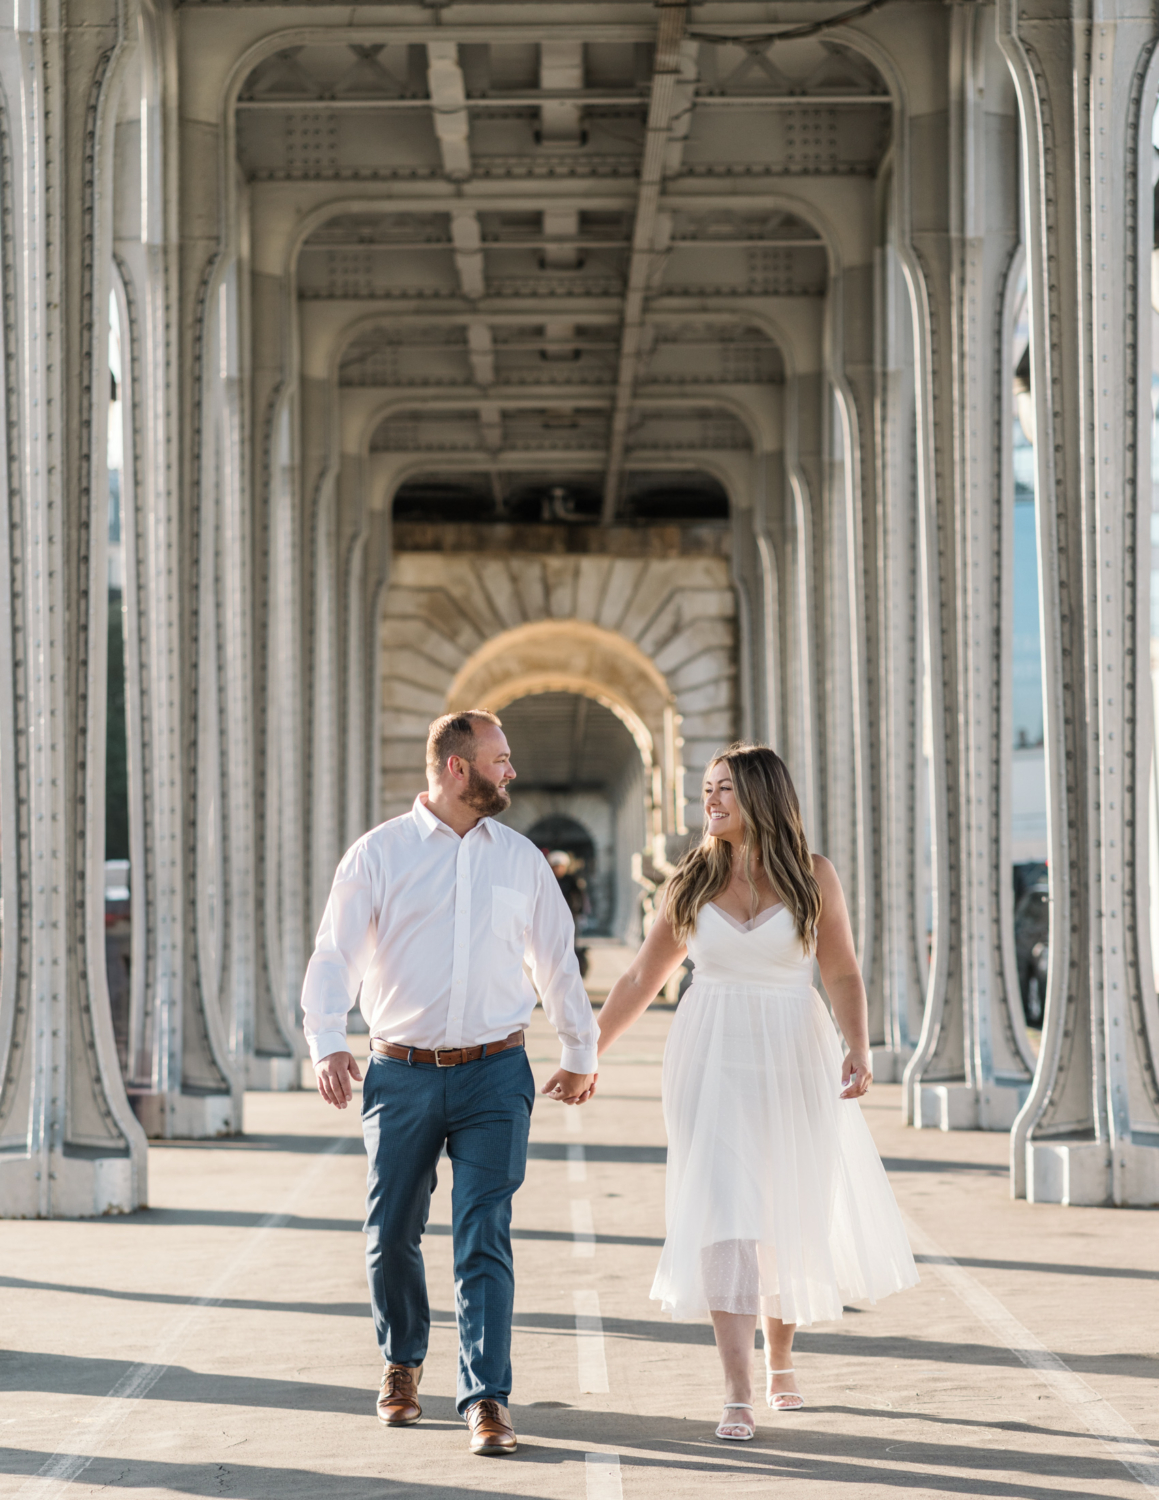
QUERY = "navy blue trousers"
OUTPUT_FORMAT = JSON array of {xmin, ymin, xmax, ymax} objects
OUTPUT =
[{"xmin": 360, "ymin": 1046, "xmax": 534, "ymax": 1415}]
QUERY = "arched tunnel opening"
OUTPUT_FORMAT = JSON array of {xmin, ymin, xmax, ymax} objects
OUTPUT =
[{"xmin": 495, "ymin": 690, "xmax": 648, "ymax": 943}]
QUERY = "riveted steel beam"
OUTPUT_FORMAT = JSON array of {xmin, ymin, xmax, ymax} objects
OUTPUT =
[{"xmin": 601, "ymin": 4, "xmax": 696, "ymax": 522}]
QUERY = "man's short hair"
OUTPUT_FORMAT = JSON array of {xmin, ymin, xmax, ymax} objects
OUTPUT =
[{"xmin": 426, "ymin": 709, "xmax": 502, "ymax": 775}]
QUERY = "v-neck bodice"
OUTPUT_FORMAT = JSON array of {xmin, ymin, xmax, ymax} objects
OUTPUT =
[
  {"xmin": 688, "ymin": 900, "xmax": 813, "ymax": 987},
  {"xmin": 707, "ymin": 900, "xmax": 784, "ymax": 933}
]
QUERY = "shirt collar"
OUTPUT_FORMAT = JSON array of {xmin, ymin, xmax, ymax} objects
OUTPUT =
[
  {"xmin": 412, "ymin": 793, "xmax": 497, "ymax": 841},
  {"xmin": 412, "ymin": 794, "xmax": 446, "ymax": 840}
]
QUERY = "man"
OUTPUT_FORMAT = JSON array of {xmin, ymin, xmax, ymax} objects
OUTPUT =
[{"xmin": 301, "ymin": 710, "xmax": 598, "ymax": 1457}]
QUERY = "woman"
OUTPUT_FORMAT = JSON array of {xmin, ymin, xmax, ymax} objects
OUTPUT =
[{"xmin": 596, "ymin": 744, "xmax": 918, "ymax": 1440}]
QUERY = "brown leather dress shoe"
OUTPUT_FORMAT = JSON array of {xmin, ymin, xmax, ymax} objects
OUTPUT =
[
  {"xmin": 376, "ymin": 1362, "xmax": 423, "ymax": 1426},
  {"xmin": 465, "ymin": 1398, "xmax": 517, "ymax": 1455}
]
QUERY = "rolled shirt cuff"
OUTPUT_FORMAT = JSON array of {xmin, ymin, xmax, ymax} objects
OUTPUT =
[
  {"xmin": 559, "ymin": 1044, "xmax": 599, "ymax": 1075},
  {"xmin": 309, "ymin": 1030, "xmax": 351, "ymax": 1066}
]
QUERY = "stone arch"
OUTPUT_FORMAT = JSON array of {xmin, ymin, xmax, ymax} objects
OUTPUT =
[
  {"xmin": 446, "ymin": 620, "xmax": 680, "ymax": 846},
  {"xmin": 377, "ymin": 551, "xmax": 738, "ymax": 848}
]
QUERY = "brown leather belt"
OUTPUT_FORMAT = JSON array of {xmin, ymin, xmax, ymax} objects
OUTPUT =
[{"xmin": 369, "ymin": 1029, "xmax": 525, "ymax": 1068}]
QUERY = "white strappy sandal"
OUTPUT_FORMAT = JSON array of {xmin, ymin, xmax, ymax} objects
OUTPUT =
[
  {"xmin": 766, "ymin": 1367, "xmax": 804, "ymax": 1411},
  {"xmin": 715, "ymin": 1402, "xmax": 756, "ymax": 1441}
]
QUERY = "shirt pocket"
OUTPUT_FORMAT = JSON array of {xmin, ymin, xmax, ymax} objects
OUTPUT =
[{"xmin": 491, "ymin": 885, "xmax": 530, "ymax": 948}]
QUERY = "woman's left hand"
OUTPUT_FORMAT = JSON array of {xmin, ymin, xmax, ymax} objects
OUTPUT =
[{"xmin": 840, "ymin": 1048, "xmax": 872, "ymax": 1099}]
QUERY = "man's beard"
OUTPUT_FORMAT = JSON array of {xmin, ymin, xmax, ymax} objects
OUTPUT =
[{"xmin": 462, "ymin": 763, "xmax": 511, "ymax": 816}]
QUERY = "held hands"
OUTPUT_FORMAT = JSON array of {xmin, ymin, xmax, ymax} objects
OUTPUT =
[
  {"xmin": 840, "ymin": 1048, "xmax": 872, "ymax": 1100},
  {"xmin": 315, "ymin": 1053, "xmax": 595, "ymax": 1108},
  {"xmin": 541, "ymin": 1068, "xmax": 598, "ymax": 1105},
  {"xmin": 315, "ymin": 1050, "xmax": 363, "ymax": 1109}
]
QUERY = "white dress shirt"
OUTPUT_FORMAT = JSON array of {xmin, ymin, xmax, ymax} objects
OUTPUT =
[{"xmin": 300, "ymin": 794, "xmax": 598, "ymax": 1073}]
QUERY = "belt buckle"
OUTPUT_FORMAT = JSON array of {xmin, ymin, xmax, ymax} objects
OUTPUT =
[{"xmin": 434, "ymin": 1048, "xmax": 456, "ymax": 1068}]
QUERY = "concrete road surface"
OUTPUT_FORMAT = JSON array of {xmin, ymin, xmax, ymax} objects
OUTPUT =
[{"xmin": 2, "ymin": 1007, "xmax": 1158, "ymax": 1499}]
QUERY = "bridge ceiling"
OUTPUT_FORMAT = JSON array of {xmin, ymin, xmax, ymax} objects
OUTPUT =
[
  {"xmin": 235, "ymin": 26, "xmax": 889, "ymax": 521},
  {"xmin": 389, "ymin": 467, "xmax": 730, "ymax": 525}
]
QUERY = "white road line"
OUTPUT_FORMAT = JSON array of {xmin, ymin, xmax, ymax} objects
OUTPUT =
[
  {"xmin": 16, "ymin": 1136, "xmax": 358, "ymax": 1499},
  {"xmin": 571, "ymin": 1198, "xmax": 596, "ymax": 1257},
  {"xmin": 574, "ymin": 1289, "xmax": 609, "ymax": 1393},
  {"xmin": 585, "ymin": 1451, "xmax": 623, "ymax": 1499},
  {"xmin": 565, "ymin": 1106, "xmax": 583, "ymax": 1135},
  {"xmin": 567, "ymin": 1141, "xmax": 587, "ymax": 1182},
  {"xmin": 904, "ymin": 1214, "xmax": 1159, "ymax": 1498}
]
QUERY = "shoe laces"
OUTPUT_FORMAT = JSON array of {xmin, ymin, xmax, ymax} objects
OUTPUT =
[
  {"xmin": 383, "ymin": 1366, "xmax": 417, "ymax": 1398},
  {"xmin": 470, "ymin": 1398, "xmax": 505, "ymax": 1426}
]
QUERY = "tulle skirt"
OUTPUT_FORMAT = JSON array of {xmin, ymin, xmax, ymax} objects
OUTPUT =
[{"xmin": 650, "ymin": 978, "xmax": 919, "ymax": 1325}]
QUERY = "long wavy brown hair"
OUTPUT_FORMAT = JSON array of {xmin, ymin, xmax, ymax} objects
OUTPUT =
[{"xmin": 665, "ymin": 743, "xmax": 822, "ymax": 951}]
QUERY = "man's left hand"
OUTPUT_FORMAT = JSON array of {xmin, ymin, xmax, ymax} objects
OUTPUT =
[{"xmin": 541, "ymin": 1069, "xmax": 597, "ymax": 1105}]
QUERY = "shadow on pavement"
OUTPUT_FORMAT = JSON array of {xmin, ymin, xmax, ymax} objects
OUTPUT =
[
  {"xmin": 505, "ymin": 1404, "xmax": 1146, "ymax": 1493},
  {"xmin": 0, "ymin": 1275, "xmax": 370, "ymax": 1318},
  {"xmin": 927, "ymin": 1255, "xmax": 1159, "ymax": 1282},
  {"xmin": 5, "ymin": 1318, "xmax": 1154, "ymax": 1401},
  {"xmin": 74, "ymin": 1210, "xmax": 665, "ymax": 1247},
  {"xmin": 527, "ymin": 1143, "xmax": 667, "ymax": 1163},
  {"xmin": 150, "ymin": 1135, "xmax": 360, "ymax": 1155},
  {"xmin": 0, "ymin": 1400, "xmax": 1135, "ymax": 1499},
  {"xmin": 136, "ymin": 1135, "xmax": 1014, "ymax": 1181},
  {"xmin": 0, "ymin": 1447, "xmax": 534, "ymax": 1499}
]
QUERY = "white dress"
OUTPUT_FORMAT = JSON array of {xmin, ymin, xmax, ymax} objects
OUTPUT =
[{"xmin": 650, "ymin": 902, "xmax": 919, "ymax": 1325}]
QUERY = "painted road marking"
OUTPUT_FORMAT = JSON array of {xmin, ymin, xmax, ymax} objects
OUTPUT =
[
  {"xmin": 567, "ymin": 1142, "xmax": 587, "ymax": 1182},
  {"xmin": 905, "ymin": 1214, "xmax": 1159, "ymax": 1499},
  {"xmin": 585, "ymin": 1451, "xmax": 624, "ymax": 1499},
  {"xmin": 16, "ymin": 1136, "xmax": 358, "ymax": 1499},
  {"xmin": 574, "ymin": 1289, "xmax": 609, "ymax": 1393}
]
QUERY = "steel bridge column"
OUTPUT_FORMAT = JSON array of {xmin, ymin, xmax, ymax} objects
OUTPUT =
[
  {"xmin": 999, "ymin": 0, "xmax": 1159, "ymax": 1202},
  {"xmin": 906, "ymin": 3, "xmax": 1038, "ymax": 1130},
  {"xmin": 0, "ymin": 3, "xmax": 152, "ymax": 1211}
]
